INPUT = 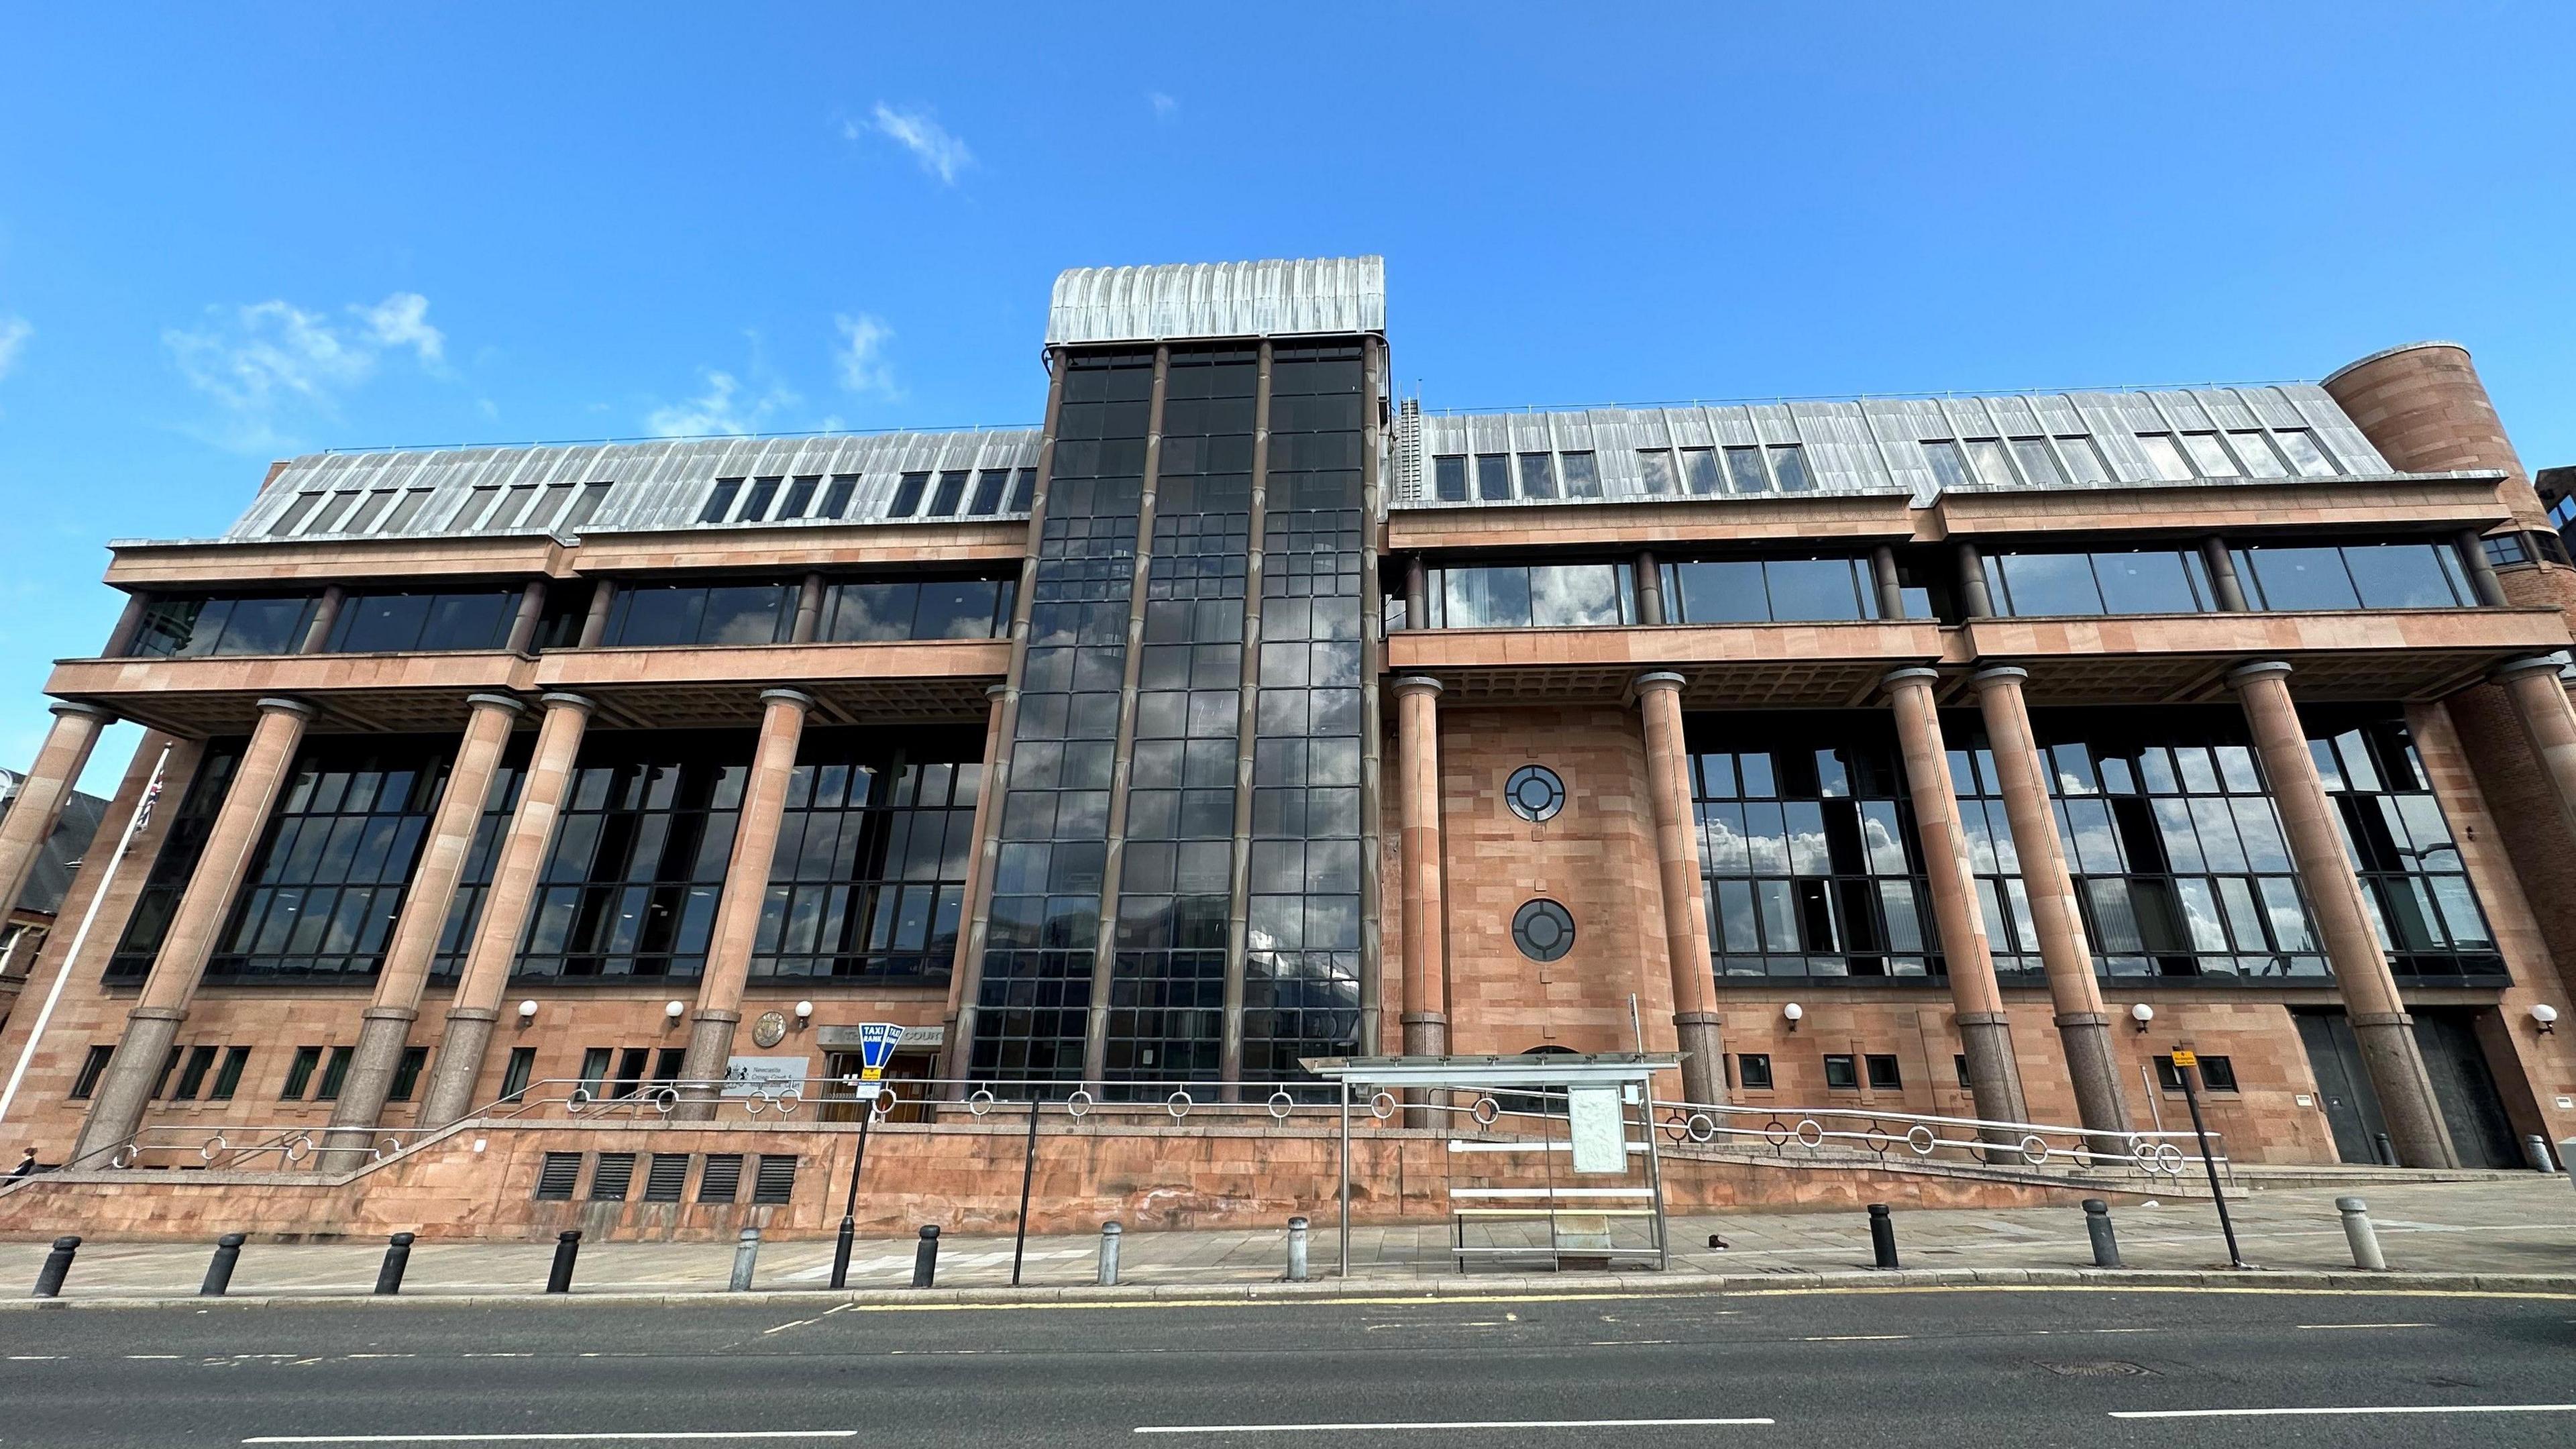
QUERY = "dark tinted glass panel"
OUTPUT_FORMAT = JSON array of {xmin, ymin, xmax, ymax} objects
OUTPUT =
[
  {"xmin": 888, "ymin": 473, "xmax": 930, "ymax": 517},
  {"xmin": 698, "ymin": 479, "xmax": 743, "ymax": 523},
  {"xmin": 105, "ymin": 741, "xmax": 246, "ymax": 982},
  {"xmin": 2241, "ymin": 547, "xmax": 2361, "ymax": 610},
  {"xmin": 208, "ymin": 737, "xmax": 449, "ymax": 981},
  {"xmin": 513, "ymin": 731, "xmax": 749, "ymax": 981},
  {"xmin": 753, "ymin": 729, "xmax": 981, "ymax": 982},
  {"xmin": 1671, "ymin": 561, "xmax": 1769, "ymax": 623},
  {"xmin": 1994, "ymin": 553, "xmax": 2102, "ymax": 616},
  {"xmin": 2343, "ymin": 544, "xmax": 2467, "ymax": 608},
  {"xmin": 1434, "ymin": 456, "xmax": 1467, "ymax": 502},
  {"xmin": 2090, "ymin": 551, "xmax": 2206, "ymax": 614},
  {"xmin": 1763, "ymin": 559, "xmax": 1867, "ymax": 621}
]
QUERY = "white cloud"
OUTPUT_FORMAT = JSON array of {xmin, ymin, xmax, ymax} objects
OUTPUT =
[
  {"xmin": 1148, "ymin": 91, "xmax": 1180, "ymax": 122},
  {"xmin": 164, "ymin": 291, "xmax": 445, "ymax": 414},
  {"xmin": 0, "ymin": 314, "xmax": 30, "ymax": 380},
  {"xmin": 645, "ymin": 368, "xmax": 800, "ymax": 438},
  {"xmin": 853, "ymin": 103, "xmax": 972, "ymax": 184},
  {"xmin": 834, "ymin": 313, "xmax": 896, "ymax": 394}
]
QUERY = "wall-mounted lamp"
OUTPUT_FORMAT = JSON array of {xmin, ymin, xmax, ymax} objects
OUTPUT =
[
  {"xmin": 2534, "ymin": 1003, "xmax": 2560, "ymax": 1036},
  {"xmin": 2130, "ymin": 1003, "xmax": 2155, "ymax": 1034},
  {"xmin": 794, "ymin": 1000, "xmax": 814, "ymax": 1030},
  {"xmin": 516, "ymin": 999, "xmax": 538, "ymax": 1024},
  {"xmin": 1782, "ymin": 1002, "xmax": 1804, "ymax": 1033},
  {"xmin": 664, "ymin": 1000, "xmax": 686, "ymax": 1021}
]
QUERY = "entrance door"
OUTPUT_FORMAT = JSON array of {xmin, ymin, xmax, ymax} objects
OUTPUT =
[
  {"xmin": 2413, "ymin": 1010, "xmax": 2520, "ymax": 1169},
  {"xmin": 2295, "ymin": 1010, "xmax": 2388, "ymax": 1165}
]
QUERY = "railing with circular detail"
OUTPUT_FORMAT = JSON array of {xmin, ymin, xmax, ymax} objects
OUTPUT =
[{"xmin": 1651, "ymin": 1098, "xmax": 2218, "ymax": 1179}]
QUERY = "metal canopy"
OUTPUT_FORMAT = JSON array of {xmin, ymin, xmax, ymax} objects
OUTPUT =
[
  {"xmin": 1299, "ymin": 1053, "xmax": 1676, "ymax": 1089},
  {"xmin": 1047, "ymin": 257, "xmax": 1386, "ymax": 346}
]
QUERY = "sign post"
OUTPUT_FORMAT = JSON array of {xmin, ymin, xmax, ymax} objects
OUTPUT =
[
  {"xmin": 828, "ymin": 1022, "xmax": 904, "ymax": 1290},
  {"xmin": 2171, "ymin": 1049, "xmax": 2247, "ymax": 1270}
]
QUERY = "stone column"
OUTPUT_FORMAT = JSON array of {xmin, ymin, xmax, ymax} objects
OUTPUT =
[
  {"xmin": 1634, "ymin": 551, "xmax": 1666, "ymax": 626},
  {"xmin": 2200, "ymin": 538, "xmax": 2251, "ymax": 612},
  {"xmin": 0, "ymin": 702, "xmax": 115, "ymax": 918},
  {"xmin": 2496, "ymin": 655, "xmax": 2576, "ymax": 847},
  {"xmin": 1870, "ymin": 546, "xmax": 1905, "ymax": 619},
  {"xmin": 1392, "ymin": 678, "xmax": 1449, "ymax": 1064},
  {"xmin": 938, "ymin": 684, "xmax": 1011, "ymax": 1085},
  {"xmin": 321, "ymin": 693, "xmax": 525, "ymax": 1164},
  {"xmin": 502, "ymin": 582, "xmax": 547, "ymax": 655},
  {"xmin": 576, "ymin": 582, "xmax": 616, "ymax": 649},
  {"xmin": 2457, "ymin": 531, "xmax": 2510, "ymax": 607},
  {"xmin": 792, "ymin": 573, "xmax": 827, "ymax": 643},
  {"xmin": 299, "ymin": 586, "xmax": 346, "ymax": 654},
  {"xmin": 416, "ymin": 692, "xmax": 594, "ymax": 1128},
  {"xmin": 1955, "ymin": 544, "xmax": 1996, "ymax": 619},
  {"xmin": 74, "ymin": 697, "xmax": 315, "ymax": 1163},
  {"xmin": 674, "ymin": 688, "xmax": 814, "ymax": 1116},
  {"xmin": 2227, "ymin": 661, "xmax": 2457, "ymax": 1167},
  {"xmin": 1882, "ymin": 668, "xmax": 2028, "ymax": 1132},
  {"xmin": 1635, "ymin": 672, "xmax": 1725, "ymax": 1108},
  {"xmin": 1970, "ymin": 667, "xmax": 2129, "ymax": 1142}
]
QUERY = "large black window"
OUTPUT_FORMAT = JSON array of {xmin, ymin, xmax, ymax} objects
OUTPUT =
[
  {"xmin": 428, "ymin": 737, "xmax": 535, "ymax": 981},
  {"xmin": 818, "ymin": 578, "xmax": 1014, "ymax": 641},
  {"xmin": 325, "ymin": 590, "xmax": 519, "ymax": 653},
  {"xmin": 752, "ymin": 733, "xmax": 981, "ymax": 982},
  {"xmin": 127, "ymin": 595, "xmax": 319, "ymax": 658},
  {"xmin": 1693, "ymin": 715, "xmax": 1939, "ymax": 981},
  {"xmin": 1664, "ymin": 557, "xmax": 1884, "ymax": 624},
  {"xmin": 105, "ymin": 742, "xmax": 246, "ymax": 984},
  {"xmin": 1982, "ymin": 549, "xmax": 2215, "ymax": 616},
  {"xmin": 514, "ymin": 733, "xmax": 747, "ymax": 981},
  {"xmin": 209, "ymin": 738, "xmax": 450, "ymax": 981},
  {"xmin": 2234, "ymin": 543, "xmax": 2475, "ymax": 611},
  {"xmin": 602, "ymin": 582, "xmax": 796, "ymax": 647},
  {"xmin": 2306, "ymin": 711, "xmax": 2500, "ymax": 983},
  {"xmin": 1427, "ymin": 563, "xmax": 1639, "ymax": 627}
]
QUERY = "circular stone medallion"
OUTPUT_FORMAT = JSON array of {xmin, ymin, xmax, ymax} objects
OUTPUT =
[{"xmin": 751, "ymin": 1010, "xmax": 789, "ymax": 1048}]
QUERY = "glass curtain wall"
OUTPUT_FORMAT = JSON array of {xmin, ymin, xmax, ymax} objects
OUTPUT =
[
  {"xmin": 750, "ymin": 731, "xmax": 983, "ymax": 983},
  {"xmin": 105, "ymin": 743, "xmax": 248, "ymax": 983},
  {"xmin": 1105, "ymin": 346, "xmax": 1252, "ymax": 1086},
  {"xmin": 511, "ymin": 733, "xmax": 748, "ymax": 981},
  {"xmin": 1241, "ymin": 342, "xmax": 1367, "ymax": 1083},
  {"xmin": 2304, "ymin": 711, "xmax": 2502, "ymax": 982},
  {"xmin": 428, "ymin": 738, "xmax": 535, "ymax": 980},
  {"xmin": 974, "ymin": 349, "xmax": 1153, "ymax": 1083},
  {"xmin": 205, "ymin": 738, "xmax": 450, "ymax": 980}
]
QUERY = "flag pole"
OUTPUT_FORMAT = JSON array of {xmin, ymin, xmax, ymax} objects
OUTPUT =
[{"xmin": 0, "ymin": 745, "xmax": 169, "ymax": 1129}]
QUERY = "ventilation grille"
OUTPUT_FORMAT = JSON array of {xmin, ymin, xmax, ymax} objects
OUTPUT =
[
  {"xmin": 588, "ymin": 1152, "xmax": 636, "ymax": 1202},
  {"xmin": 643, "ymin": 1153, "xmax": 690, "ymax": 1203},
  {"xmin": 533, "ymin": 1151, "xmax": 582, "ymax": 1201},
  {"xmin": 699, "ymin": 1153, "xmax": 745, "ymax": 1203},
  {"xmin": 752, "ymin": 1155, "xmax": 798, "ymax": 1205}
]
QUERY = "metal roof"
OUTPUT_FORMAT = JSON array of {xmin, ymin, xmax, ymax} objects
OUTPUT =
[
  {"xmin": 1398, "ymin": 383, "xmax": 2416, "ymax": 510},
  {"xmin": 0, "ymin": 778, "xmax": 106, "ymax": 919},
  {"xmin": 219, "ymin": 429, "xmax": 1041, "ymax": 545},
  {"xmin": 1046, "ymin": 256, "xmax": 1385, "ymax": 347}
]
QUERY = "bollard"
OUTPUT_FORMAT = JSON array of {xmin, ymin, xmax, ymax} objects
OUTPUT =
[
  {"xmin": 729, "ymin": 1228, "xmax": 762, "ymax": 1292},
  {"xmin": 2082, "ymin": 1199, "xmax": 2123, "ymax": 1269},
  {"xmin": 32, "ymin": 1235, "xmax": 80, "ymax": 1299},
  {"xmin": 201, "ymin": 1232, "xmax": 246, "ymax": 1297},
  {"xmin": 1868, "ymin": 1203, "xmax": 1899, "ymax": 1270},
  {"xmin": 375, "ymin": 1232, "xmax": 415, "ymax": 1295},
  {"xmin": 2373, "ymin": 1132, "xmax": 2397, "ymax": 1167},
  {"xmin": 2337, "ymin": 1196, "xmax": 2387, "ymax": 1271},
  {"xmin": 545, "ymin": 1229, "xmax": 582, "ymax": 1294},
  {"xmin": 1285, "ymin": 1216, "xmax": 1309, "ymax": 1283},
  {"xmin": 2563, "ymin": 1138, "xmax": 2576, "ymax": 1193},
  {"xmin": 1097, "ymin": 1222, "xmax": 1123, "ymax": 1287},
  {"xmin": 2525, "ymin": 1136, "xmax": 2557, "ymax": 1175},
  {"xmin": 910, "ymin": 1224, "xmax": 940, "ymax": 1288}
]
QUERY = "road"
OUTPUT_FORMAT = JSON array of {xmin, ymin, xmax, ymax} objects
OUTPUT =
[{"xmin": 0, "ymin": 1285, "xmax": 2570, "ymax": 1447}]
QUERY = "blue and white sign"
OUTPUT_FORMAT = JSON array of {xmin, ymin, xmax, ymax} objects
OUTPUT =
[{"xmin": 855, "ymin": 1022, "xmax": 904, "ymax": 1079}]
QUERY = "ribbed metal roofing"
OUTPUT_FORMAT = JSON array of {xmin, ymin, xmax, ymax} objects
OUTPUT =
[
  {"xmin": 221, "ymin": 429, "xmax": 1042, "ymax": 544},
  {"xmin": 1046, "ymin": 256, "xmax": 1385, "ymax": 347},
  {"xmin": 1399, "ymin": 384, "xmax": 2405, "ymax": 509}
]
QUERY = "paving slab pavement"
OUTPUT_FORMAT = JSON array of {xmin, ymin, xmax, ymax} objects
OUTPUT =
[{"xmin": 1, "ymin": 1177, "xmax": 2567, "ymax": 1301}]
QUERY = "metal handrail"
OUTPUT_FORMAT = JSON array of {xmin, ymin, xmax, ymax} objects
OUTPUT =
[
  {"xmin": 85, "ymin": 1122, "xmax": 438, "ymax": 1173},
  {"xmin": 1651, "ymin": 1097, "xmax": 2225, "ymax": 1180}
]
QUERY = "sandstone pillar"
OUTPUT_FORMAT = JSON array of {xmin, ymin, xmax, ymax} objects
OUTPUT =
[
  {"xmin": 2227, "ymin": 661, "xmax": 2456, "ymax": 1167},
  {"xmin": 1392, "ymin": 678, "xmax": 1449, "ymax": 1065},
  {"xmin": 74, "ymin": 696, "xmax": 315, "ymax": 1163},
  {"xmin": 2496, "ymin": 655, "xmax": 2576, "ymax": 850},
  {"xmin": 1970, "ymin": 667, "xmax": 2129, "ymax": 1142},
  {"xmin": 674, "ymin": 688, "xmax": 813, "ymax": 1116},
  {"xmin": 416, "ymin": 692, "xmax": 594, "ymax": 1128},
  {"xmin": 1882, "ymin": 668, "xmax": 2028, "ymax": 1131},
  {"xmin": 321, "ymin": 693, "xmax": 525, "ymax": 1163},
  {"xmin": 1635, "ymin": 673, "xmax": 1725, "ymax": 1108},
  {"xmin": 0, "ymin": 702, "xmax": 115, "ymax": 918}
]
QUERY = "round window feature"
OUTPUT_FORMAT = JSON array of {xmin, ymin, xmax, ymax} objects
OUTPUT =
[
  {"xmin": 1513, "ymin": 899, "xmax": 1576, "ymax": 963},
  {"xmin": 1505, "ymin": 765, "xmax": 1566, "ymax": 822}
]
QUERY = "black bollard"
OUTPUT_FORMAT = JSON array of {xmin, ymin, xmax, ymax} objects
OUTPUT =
[
  {"xmin": 545, "ymin": 1229, "xmax": 582, "ymax": 1294},
  {"xmin": 2373, "ymin": 1132, "xmax": 2397, "ymax": 1167},
  {"xmin": 32, "ymin": 1235, "xmax": 80, "ymax": 1298},
  {"xmin": 1868, "ymin": 1203, "xmax": 1899, "ymax": 1269},
  {"xmin": 376, "ymin": 1232, "xmax": 416, "ymax": 1295},
  {"xmin": 829, "ymin": 1216, "xmax": 857, "ymax": 1292},
  {"xmin": 910, "ymin": 1224, "xmax": 940, "ymax": 1289},
  {"xmin": 201, "ymin": 1233, "xmax": 246, "ymax": 1297},
  {"xmin": 2082, "ymin": 1199, "xmax": 2123, "ymax": 1269}
]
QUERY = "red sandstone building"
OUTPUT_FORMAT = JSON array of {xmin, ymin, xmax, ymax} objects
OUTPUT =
[{"xmin": 2, "ymin": 257, "xmax": 2574, "ymax": 1205}]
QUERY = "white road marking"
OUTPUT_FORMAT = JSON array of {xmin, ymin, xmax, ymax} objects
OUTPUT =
[
  {"xmin": 2110, "ymin": 1404, "xmax": 2576, "ymax": 1421},
  {"xmin": 761, "ymin": 1318, "xmax": 821, "ymax": 1336},
  {"xmin": 1803, "ymin": 1334, "xmax": 1907, "ymax": 1342},
  {"xmin": 2296, "ymin": 1322, "xmax": 2432, "ymax": 1330},
  {"xmin": 7, "ymin": 1355, "xmax": 62, "ymax": 1361},
  {"xmin": 125, "ymin": 1354, "xmax": 182, "ymax": 1360},
  {"xmin": 235, "ymin": 1423, "xmax": 855, "ymax": 1433},
  {"xmin": 1134, "ymin": 1419, "xmax": 1772, "ymax": 1435},
  {"xmin": 243, "ymin": 1434, "xmax": 861, "ymax": 1444}
]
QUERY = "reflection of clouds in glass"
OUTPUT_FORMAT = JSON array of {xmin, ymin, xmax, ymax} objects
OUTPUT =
[
  {"xmin": 1528, "ymin": 565, "xmax": 1621, "ymax": 627},
  {"xmin": 1859, "ymin": 802, "xmax": 1908, "ymax": 874}
]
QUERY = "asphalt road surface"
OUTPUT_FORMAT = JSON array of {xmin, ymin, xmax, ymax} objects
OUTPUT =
[{"xmin": 1, "ymin": 1285, "xmax": 2571, "ymax": 1447}]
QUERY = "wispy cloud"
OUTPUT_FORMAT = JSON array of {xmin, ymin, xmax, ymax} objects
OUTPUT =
[
  {"xmin": 645, "ymin": 368, "xmax": 801, "ymax": 438},
  {"xmin": 0, "ymin": 314, "xmax": 31, "ymax": 381},
  {"xmin": 1148, "ymin": 91, "xmax": 1180, "ymax": 123},
  {"xmin": 835, "ymin": 313, "xmax": 897, "ymax": 394},
  {"xmin": 851, "ymin": 103, "xmax": 972, "ymax": 184},
  {"xmin": 164, "ymin": 291, "xmax": 445, "ymax": 415}
]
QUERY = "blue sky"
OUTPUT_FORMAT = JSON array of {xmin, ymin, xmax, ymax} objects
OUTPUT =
[{"xmin": 3, "ymin": 3, "xmax": 2572, "ymax": 793}]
